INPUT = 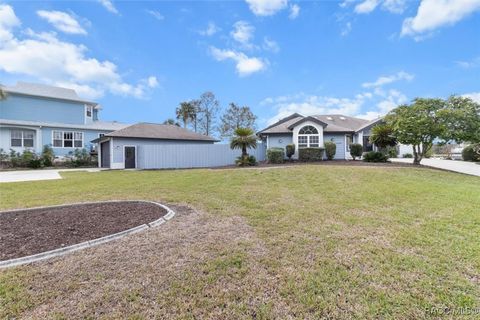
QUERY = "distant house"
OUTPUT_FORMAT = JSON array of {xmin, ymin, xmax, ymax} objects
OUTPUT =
[
  {"xmin": 257, "ymin": 113, "xmax": 383, "ymax": 160},
  {"xmin": 92, "ymin": 123, "xmax": 219, "ymax": 169},
  {"xmin": 0, "ymin": 82, "xmax": 127, "ymax": 157}
]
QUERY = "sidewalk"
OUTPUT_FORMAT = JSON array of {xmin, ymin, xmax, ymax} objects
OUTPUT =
[
  {"xmin": 391, "ymin": 158, "xmax": 480, "ymax": 177},
  {"xmin": 0, "ymin": 168, "xmax": 103, "ymax": 183}
]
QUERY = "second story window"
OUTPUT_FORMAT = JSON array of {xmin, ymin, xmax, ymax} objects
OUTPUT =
[
  {"xmin": 53, "ymin": 131, "xmax": 84, "ymax": 148},
  {"xmin": 86, "ymin": 105, "xmax": 93, "ymax": 118}
]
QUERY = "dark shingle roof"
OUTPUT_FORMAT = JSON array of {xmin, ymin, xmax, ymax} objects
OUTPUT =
[
  {"xmin": 101, "ymin": 123, "xmax": 218, "ymax": 142},
  {"xmin": 4, "ymin": 82, "xmax": 96, "ymax": 105}
]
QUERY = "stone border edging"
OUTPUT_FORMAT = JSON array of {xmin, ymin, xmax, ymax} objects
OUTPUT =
[{"xmin": 0, "ymin": 200, "xmax": 175, "ymax": 269}]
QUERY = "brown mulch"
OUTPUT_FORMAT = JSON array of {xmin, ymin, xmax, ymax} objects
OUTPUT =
[{"xmin": 0, "ymin": 201, "xmax": 167, "ymax": 261}]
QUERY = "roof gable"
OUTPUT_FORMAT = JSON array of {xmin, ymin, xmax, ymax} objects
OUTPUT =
[{"xmin": 287, "ymin": 116, "xmax": 328, "ymax": 130}]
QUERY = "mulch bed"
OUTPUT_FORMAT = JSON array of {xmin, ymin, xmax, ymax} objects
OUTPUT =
[{"xmin": 0, "ymin": 201, "xmax": 167, "ymax": 261}]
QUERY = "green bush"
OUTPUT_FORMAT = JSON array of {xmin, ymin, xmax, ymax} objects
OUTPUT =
[
  {"xmin": 349, "ymin": 143, "xmax": 363, "ymax": 160},
  {"xmin": 403, "ymin": 153, "xmax": 413, "ymax": 158},
  {"xmin": 387, "ymin": 146, "xmax": 398, "ymax": 158},
  {"xmin": 299, "ymin": 148, "xmax": 324, "ymax": 162},
  {"xmin": 363, "ymin": 151, "xmax": 388, "ymax": 163},
  {"xmin": 285, "ymin": 144, "xmax": 295, "ymax": 161},
  {"xmin": 324, "ymin": 141, "xmax": 336, "ymax": 160},
  {"xmin": 66, "ymin": 148, "xmax": 97, "ymax": 167},
  {"xmin": 462, "ymin": 144, "xmax": 480, "ymax": 162},
  {"xmin": 235, "ymin": 155, "xmax": 257, "ymax": 166},
  {"xmin": 41, "ymin": 145, "xmax": 55, "ymax": 167},
  {"xmin": 267, "ymin": 148, "xmax": 284, "ymax": 164}
]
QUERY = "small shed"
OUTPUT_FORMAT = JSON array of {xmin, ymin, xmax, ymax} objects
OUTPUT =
[{"xmin": 92, "ymin": 123, "xmax": 218, "ymax": 169}]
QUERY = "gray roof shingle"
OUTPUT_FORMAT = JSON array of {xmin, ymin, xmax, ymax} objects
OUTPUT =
[
  {"xmin": 3, "ymin": 82, "xmax": 96, "ymax": 104},
  {"xmin": 102, "ymin": 123, "xmax": 218, "ymax": 142}
]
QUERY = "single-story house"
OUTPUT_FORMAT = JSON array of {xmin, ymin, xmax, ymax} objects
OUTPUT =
[
  {"xmin": 257, "ymin": 113, "xmax": 383, "ymax": 160},
  {"xmin": 92, "ymin": 123, "xmax": 218, "ymax": 169}
]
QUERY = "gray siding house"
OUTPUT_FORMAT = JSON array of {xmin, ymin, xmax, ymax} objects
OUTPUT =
[
  {"xmin": 93, "ymin": 123, "xmax": 218, "ymax": 169},
  {"xmin": 257, "ymin": 113, "xmax": 382, "ymax": 160}
]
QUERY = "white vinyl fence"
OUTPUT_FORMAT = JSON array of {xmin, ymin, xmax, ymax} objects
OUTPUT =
[{"xmin": 138, "ymin": 143, "xmax": 266, "ymax": 169}]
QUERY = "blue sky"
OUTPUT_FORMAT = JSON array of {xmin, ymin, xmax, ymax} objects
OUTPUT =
[{"xmin": 0, "ymin": 0, "xmax": 479, "ymax": 130}]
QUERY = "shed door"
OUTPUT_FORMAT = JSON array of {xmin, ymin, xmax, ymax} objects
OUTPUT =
[
  {"xmin": 100, "ymin": 141, "xmax": 110, "ymax": 168},
  {"xmin": 124, "ymin": 146, "xmax": 136, "ymax": 169}
]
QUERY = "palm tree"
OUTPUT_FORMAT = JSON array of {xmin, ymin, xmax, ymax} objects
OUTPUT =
[
  {"xmin": 370, "ymin": 124, "xmax": 397, "ymax": 151},
  {"xmin": 176, "ymin": 101, "xmax": 196, "ymax": 128},
  {"xmin": 230, "ymin": 127, "xmax": 257, "ymax": 159}
]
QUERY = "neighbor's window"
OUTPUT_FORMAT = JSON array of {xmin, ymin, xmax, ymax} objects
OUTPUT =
[
  {"xmin": 11, "ymin": 130, "xmax": 34, "ymax": 148},
  {"xmin": 298, "ymin": 125, "xmax": 320, "ymax": 148},
  {"xmin": 346, "ymin": 135, "xmax": 353, "ymax": 151},
  {"xmin": 86, "ymin": 105, "xmax": 93, "ymax": 117},
  {"xmin": 53, "ymin": 131, "xmax": 83, "ymax": 148}
]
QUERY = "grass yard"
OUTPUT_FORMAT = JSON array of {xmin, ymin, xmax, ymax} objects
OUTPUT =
[{"xmin": 1, "ymin": 165, "xmax": 479, "ymax": 319}]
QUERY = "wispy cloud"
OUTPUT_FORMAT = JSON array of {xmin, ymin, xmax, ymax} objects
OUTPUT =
[
  {"xmin": 245, "ymin": 0, "xmax": 288, "ymax": 16},
  {"xmin": 455, "ymin": 56, "xmax": 480, "ymax": 68},
  {"xmin": 362, "ymin": 71, "xmax": 414, "ymax": 88},
  {"xmin": 199, "ymin": 22, "xmax": 220, "ymax": 36},
  {"xmin": 98, "ymin": 0, "xmax": 119, "ymax": 15},
  {"xmin": 230, "ymin": 21, "xmax": 255, "ymax": 48},
  {"xmin": 341, "ymin": 22, "xmax": 352, "ymax": 36},
  {"xmin": 210, "ymin": 47, "xmax": 267, "ymax": 76},
  {"xmin": 289, "ymin": 4, "xmax": 300, "ymax": 19},
  {"xmin": 263, "ymin": 37, "xmax": 280, "ymax": 53},
  {"xmin": 37, "ymin": 10, "xmax": 87, "ymax": 35},
  {"xmin": 146, "ymin": 10, "xmax": 164, "ymax": 21}
]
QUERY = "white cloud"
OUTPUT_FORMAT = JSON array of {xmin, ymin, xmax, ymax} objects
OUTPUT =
[
  {"xmin": 146, "ymin": 10, "xmax": 164, "ymax": 21},
  {"xmin": 289, "ymin": 4, "xmax": 300, "ymax": 19},
  {"xmin": 355, "ymin": 0, "xmax": 380, "ymax": 14},
  {"xmin": 0, "ymin": 4, "xmax": 21, "ymax": 41},
  {"xmin": 245, "ymin": 0, "xmax": 288, "ymax": 16},
  {"xmin": 98, "ymin": 0, "xmax": 119, "ymax": 15},
  {"xmin": 401, "ymin": 0, "xmax": 480, "ymax": 38},
  {"xmin": 455, "ymin": 56, "xmax": 480, "ymax": 68},
  {"xmin": 0, "ymin": 4, "xmax": 156, "ymax": 100},
  {"xmin": 231, "ymin": 21, "xmax": 255, "ymax": 47},
  {"xmin": 146, "ymin": 76, "xmax": 159, "ymax": 88},
  {"xmin": 199, "ymin": 22, "xmax": 220, "ymax": 36},
  {"xmin": 341, "ymin": 22, "xmax": 352, "ymax": 36},
  {"xmin": 263, "ymin": 37, "xmax": 280, "ymax": 53},
  {"xmin": 382, "ymin": 0, "xmax": 406, "ymax": 14},
  {"xmin": 37, "ymin": 10, "xmax": 86, "ymax": 35},
  {"xmin": 376, "ymin": 89, "xmax": 408, "ymax": 113},
  {"xmin": 463, "ymin": 92, "xmax": 480, "ymax": 103},
  {"xmin": 210, "ymin": 47, "xmax": 266, "ymax": 76},
  {"xmin": 362, "ymin": 71, "xmax": 414, "ymax": 88}
]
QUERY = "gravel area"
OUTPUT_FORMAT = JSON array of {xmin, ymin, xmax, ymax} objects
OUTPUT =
[{"xmin": 0, "ymin": 201, "xmax": 167, "ymax": 260}]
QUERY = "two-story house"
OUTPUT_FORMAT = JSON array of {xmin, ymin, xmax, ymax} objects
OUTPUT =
[{"xmin": 0, "ymin": 82, "xmax": 128, "ymax": 157}]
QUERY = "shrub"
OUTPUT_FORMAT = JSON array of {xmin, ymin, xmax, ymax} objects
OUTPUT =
[
  {"xmin": 66, "ymin": 148, "xmax": 97, "ymax": 167},
  {"xmin": 285, "ymin": 144, "xmax": 295, "ymax": 161},
  {"xmin": 424, "ymin": 148, "xmax": 433, "ymax": 159},
  {"xmin": 267, "ymin": 148, "xmax": 284, "ymax": 164},
  {"xmin": 349, "ymin": 143, "xmax": 363, "ymax": 160},
  {"xmin": 363, "ymin": 151, "xmax": 388, "ymax": 163},
  {"xmin": 41, "ymin": 145, "xmax": 55, "ymax": 167},
  {"xmin": 386, "ymin": 146, "xmax": 398, "ymax": 158},
  {"xmin": 324, "ymin": 141, "xmax": 336, "ymax": 160},
  {"xmin": 403, "ymin": 153, "xmax": 413, "ymax": 158},
  {"xmin": 236, "ymin": 155, "xmax": 257, "ymax": 166},
  {"xmin": 462, "ymin": 144, "xmax": 480, "ymax": 162},
  {"xmin": 299, "ymin": 148, "xmax": 324, "ymax": 162}
]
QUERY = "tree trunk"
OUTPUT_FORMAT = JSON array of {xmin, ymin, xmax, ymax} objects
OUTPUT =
[
  {"xmin": 413, "ymin": 144, "xmax": 422, "ymax": 165},
  {"xmin": 242, "ymin": 145, "xmax": 247, "ymax": 158}
]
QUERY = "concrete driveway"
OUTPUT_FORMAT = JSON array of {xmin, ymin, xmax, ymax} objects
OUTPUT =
[
  {"xmin": 391, "ymin": 158, "xmax": 480, "ymax": 177},
  {"xmin": 0, "ymin": 168, "xmax": 103, "ymax": 183}
]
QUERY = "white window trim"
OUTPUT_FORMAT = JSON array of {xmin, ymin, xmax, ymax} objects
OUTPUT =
[
  {"xmin": 86, "ymin": 105, "xmax": 93, "ymax": 118},
  {"xmin": 10, "ymin": 130, "xmax": 35, "ymax": 148},
  {"xmin": 298, "ymin": 134, "xmax": 320, "ymax": 148},
  {"xmin": 123, "ymin": 145, "xmax": 137, "ymax": 169},
  {"xmin": 52, "ymin": 130, "xmax": 84, "ymax": 148}
]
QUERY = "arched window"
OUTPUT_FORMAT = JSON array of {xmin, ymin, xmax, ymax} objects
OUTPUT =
[
  {"xmin": 298, "ymin": 125, "xmax": 319, "ymax": 148},
  {"xmin": 299, "ymin": 126, "xmax": 318, "ymax": 135}
]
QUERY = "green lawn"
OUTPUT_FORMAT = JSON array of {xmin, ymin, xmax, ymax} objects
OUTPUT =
[{"xmin": 1, "ymin": 165, "xmax": 479, "ymax": 319}]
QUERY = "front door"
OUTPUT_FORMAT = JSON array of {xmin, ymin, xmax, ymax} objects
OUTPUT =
[
  {"xmin": 124, "ymin": 146, "xmax": 136, "ymax": 169},
  {"xmin": 363, "ymin": 136, "xmax": 373, "ymax": 152}
]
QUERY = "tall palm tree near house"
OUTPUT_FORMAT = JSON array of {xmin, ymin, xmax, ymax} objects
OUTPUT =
[
  {"xmin": 370, "ymin": 124, "xmax": 397, "ymax": 151},
  {"xmin": 230, "ymin": 127, "xmax": 257, "ymax": 159},
  {"xmin": 176, "ymin": 101, "xmax": 196, "ymax": 128}
]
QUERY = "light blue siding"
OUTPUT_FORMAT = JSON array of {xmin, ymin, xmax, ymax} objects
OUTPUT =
[
  {"xmin": 267, "ymin": 134, "xmax": 293, "ymax": 158},
  {"xmin": 1, "ymin": 95, "xmax": 86, "ymax": 124},
  {"xmin": 110, "ymin": 137, "xmax": 266, "ymax": 169},
  {"xmin": 324, "ymin": 134, "xmax": 346, "ymax": 159},
  {"xmin": 42, "ymin": 127, "xmax": 112, "ymax": 156}
]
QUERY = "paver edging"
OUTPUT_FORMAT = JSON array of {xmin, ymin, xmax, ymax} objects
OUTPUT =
[{"xmin": 0, "ymin": 200, "xmax": 175, "ymax": 269}]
